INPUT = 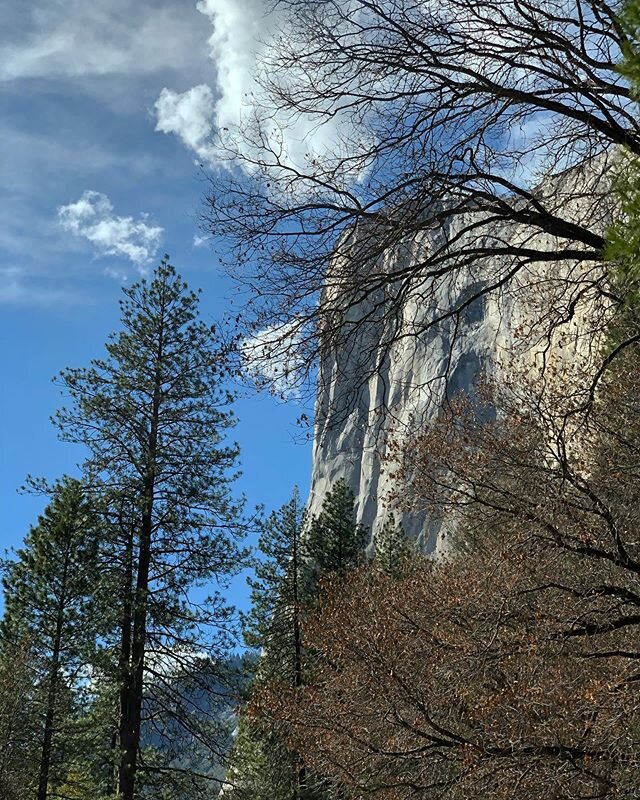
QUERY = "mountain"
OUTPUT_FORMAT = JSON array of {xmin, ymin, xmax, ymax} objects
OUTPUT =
[{"xmin": 307, "ymin": 155, "xmax": 615, "ymax": 552}]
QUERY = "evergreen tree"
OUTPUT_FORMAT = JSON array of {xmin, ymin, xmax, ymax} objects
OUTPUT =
[
  {"xmin": 243, "ymin": 486, "xmax": 307, "ymax": 685},
  {"xmin": 0, "ymin": 636, "xmax": 39, "ymax": 800},
  {"xmin": 230, "ymin": 481, "xmax": 367, "ymax": 800},
  {"xmin": 54, "ymin": 258, "xmax": 247, "ymax": 800},
  {"xmin": 305, "ymin": 479, "xmax": 368, "ymax": 578},
  {"xmin": 0, "ymin": 477, "xmax": 100, "ymax": 800},
  {"xmin": 373, "ymin": 513, "xmax": 412, "ymax": 578},
  {"xmin": 224, "ymin": 715, "xmax": 305, "ymax": 800},
  {"xmin": 229, "ymin": 488, "xmax": 310, "ymax": 800}
]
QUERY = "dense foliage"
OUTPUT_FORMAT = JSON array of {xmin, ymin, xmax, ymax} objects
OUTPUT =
[
  {"xmin": 254, "ymin": 343, "xmax": 640, "ymax": 798},
  {"xmin": 226, "ymin": 481, "xmax": 372, "ymax": 800},
  {"xmin": 1, "ymin": 478, "xmax": 101, "ymax": 800},
  {"xmin": 1, "ymin": 262, "xmax": 247, "ymax": 800},
  {"xmin": 6, "ymin": 1, "xmax": 640, "ymax": 798}
]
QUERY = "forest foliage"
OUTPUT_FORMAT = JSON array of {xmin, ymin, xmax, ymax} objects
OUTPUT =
[{"xmin": 5, "ymin": 0, "xmax": 640, "ymax": 798}]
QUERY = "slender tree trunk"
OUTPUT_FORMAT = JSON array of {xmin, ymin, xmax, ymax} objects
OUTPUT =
[
  {"xmin": 37, "ymin": 645, "xmax": 61, "ymax": 800},
  {"xmin": 117, "ymin": 511, "xmax": 153, "ymax": 800},
  {"xmin": 37, "ymin": 553, "xmax": 69, "ymax": 800},
  {"xmin": 291, "ymin": 512, "xmax": 305, "ymax": 800},
  {"xmin": 114, "ymin": 520, "xmax": 134, "ymax": 798},
  {"xmin": 117, "ymin": 322, "xmax": 163, "ymax": 800}
]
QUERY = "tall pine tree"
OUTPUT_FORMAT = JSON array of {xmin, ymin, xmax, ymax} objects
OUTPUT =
[
  {"xmin": 228, "ymin": 481, "xmax": 368, "ymax": 800},
  {"xmin": 244, "ymin": 486, "xmax": 307, "ymax": 685},
  {"xmin": 54, "ymin": 259, "xmax": 247, "ymax": 800},
  {"xmin": 1, "ymin": 477, "xmax": 100, "ymax": 800},
  {"xmin": 227, "ymin": 488, "xmax": 310, "ymax": 800}
]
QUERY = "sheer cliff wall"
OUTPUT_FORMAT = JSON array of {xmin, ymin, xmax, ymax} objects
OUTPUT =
[{"xmin": 307, "ymin": 158, "xmax": 614, "ymax": 553}]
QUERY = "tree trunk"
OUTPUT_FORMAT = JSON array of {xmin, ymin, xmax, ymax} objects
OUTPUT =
[
  {"xmin": 115, "ymin": 522, "xmax": 134, "ymax": 799},
  {"xmin": 117, "ymin": 321, "xmax": 163, "ymax": 800},
  {"xmin": 37, "ymin": 552, "xmax": 69, "ymax": 800},
  {"xmin": 37, "ymin": 648, "xmax": 61, "ymax": 800},
  {"xmin": 117, "ymin": 514, "xmax": 152, "ymax": 800}
]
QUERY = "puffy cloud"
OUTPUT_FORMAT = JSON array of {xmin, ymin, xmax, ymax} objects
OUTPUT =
[
  {"xmin": 154, "ymin": 0, "xmax": 366, "ymax": 181},
  {"xmin": 241, "ymin": 320, "xmax": 306, "ymax": 400},
  {"xmin": 153, "ymin": 0, "xmax": 267, "ymax": 169},
  {"xmin": 192, "ymin": 233, "xmax": 210, "ymax": 247},
  {"xmin": 195, "ymin": 0, "xmax": 269, "ymax": 136},
  {"xmin": 154, "ymin": 84, "xmax": 217, "ymax": 164},
  {"xmin": 58, "ymin": 191, "xmax": 163, "ymax": 268}
]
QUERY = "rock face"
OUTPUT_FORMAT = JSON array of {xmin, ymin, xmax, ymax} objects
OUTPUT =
[{"xmin": 307, "ymin": 159, "xmax": 614, "ymax": 553}]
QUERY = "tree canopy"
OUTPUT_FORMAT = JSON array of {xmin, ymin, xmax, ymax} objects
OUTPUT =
[
  {"xmin": 54, "ymin": 258, "xmax": 247, "ymax": 800},
  {"xmin": 204, "ymin": 0, "xmax": 640, "ymax": 406}
]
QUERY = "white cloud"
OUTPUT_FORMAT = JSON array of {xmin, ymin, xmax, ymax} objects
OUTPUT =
[
  {"xmin": 241, "ymin": 320, "xmax": 306, "ymax": 400},
  {"xmin": 193, "ymin": 233, "xmax": 210, "ymax": 247},
  {"xmin": 0, "ymin": 1, "xmax": 208, "ymax": 82},
  {"xmin": 58, "ymin": 191, "xmax": 163, "ymax": 268},
  {"xmin": 154, "ymin": 0, "xmax": 367, "ymax": 182},
  {"xmin": 154, "ymin": 84, "xmax": 217, "ymax": 164},
  {"xmin": 195, "ymin": 0, "xmax": 269, "ymax": 135}
]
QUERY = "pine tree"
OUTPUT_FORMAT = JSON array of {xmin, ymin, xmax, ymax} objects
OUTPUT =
[
  {"xmin": 243, "ymin": 487, "xmax": 307, "ymax": 685},
  {"xmin": 305, "ymin": 479, "xmax": 368, "ymax": 578},
  {"xmin": 230, "ymin": 481, "xmax": 367, "ymax": 800},
  {"xmin": 0, "ymin": 477, "xmax": 100, "ymax": 800},
  {"xmin": 228, "ymin": 488, "xmax": 310, "ymax": 800},
  {"xmin": 0, "ymin": 637, "xmax": 39, "ymax": 800},
  {"xmin": 224, "ymin": 715, "xmax": 303, "ymax": 800},
  {"xmin": 54, "ymin": 258, "xmax": 247, "ymax": 800},
  {"xmin": 373, "ymin": 513, "xmax": 412, "ymax": 577}
]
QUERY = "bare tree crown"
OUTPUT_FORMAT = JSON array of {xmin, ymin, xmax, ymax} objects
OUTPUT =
[{"xmin": 205, "ymin": 0, "xmax": 638, "ymax": 404}]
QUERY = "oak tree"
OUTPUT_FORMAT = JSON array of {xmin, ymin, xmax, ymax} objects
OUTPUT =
[{"xmin": 204, "ymin": 0, "xmax": 639, "ymax": 408}]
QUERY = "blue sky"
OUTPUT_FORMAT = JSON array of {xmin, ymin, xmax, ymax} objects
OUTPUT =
[{"xmin": 0, "ymin": 0, "xmax": 314, "ymax": 611}]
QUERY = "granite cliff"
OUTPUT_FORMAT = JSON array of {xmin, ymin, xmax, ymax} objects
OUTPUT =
[{"xmin": 307, "ymin": 157, "xmax": 615, "ymax": 552}]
